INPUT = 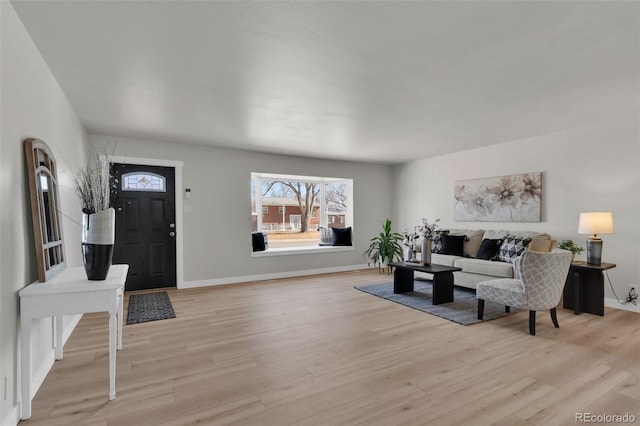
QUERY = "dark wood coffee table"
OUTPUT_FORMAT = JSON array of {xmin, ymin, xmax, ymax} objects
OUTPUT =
[{"xmin": 389, "ymin": 262, "xmax": 462, "ymax": 305}]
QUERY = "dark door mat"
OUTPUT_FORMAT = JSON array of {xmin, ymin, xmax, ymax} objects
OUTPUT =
[{"xmin": 126, "ymin": 291, "xmax": 176, "ymax": 324}]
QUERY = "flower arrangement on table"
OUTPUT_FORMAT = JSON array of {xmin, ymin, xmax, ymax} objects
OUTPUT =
[
  {"xmin": 414, "ymin": 218, "xmax": 440, "ymax": 265},
  {"xmin": 401, "ymin": 228, "xmax": 420, "ymax": 262},
  {"xmin": 401, "ymin": 229, "xmax": 421, "ymax": 248},
  {"xmin": 417, "ymin": 218, "xmax": 440, "ymax": 240}
]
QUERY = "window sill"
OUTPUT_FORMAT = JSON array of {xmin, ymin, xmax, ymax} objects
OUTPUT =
[{"xmin": 251, "ymin": 245, "xmax": 354, "ymax": 257}]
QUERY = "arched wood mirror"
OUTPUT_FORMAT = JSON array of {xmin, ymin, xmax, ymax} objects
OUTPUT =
[{"xmin": 25, "ymin": 138, "xmax": 66, "ymax": 281}]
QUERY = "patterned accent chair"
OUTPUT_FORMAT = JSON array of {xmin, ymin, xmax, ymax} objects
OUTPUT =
[{"xmin": 476, "ymin": 249, "xmax": 572, "ymax": 335}]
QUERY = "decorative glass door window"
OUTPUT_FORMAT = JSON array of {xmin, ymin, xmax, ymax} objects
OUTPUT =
[{"xmin": 122, "ymin": 172, "xmax": 166, "ymax": 192}]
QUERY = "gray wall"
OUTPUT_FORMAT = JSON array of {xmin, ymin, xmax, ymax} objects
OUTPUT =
[
  {"xmin": 1, "ymin": 3, "xmax": 88, "ymax": 423},
  {"xmin": 90, "ymin": 135, "xmax": 394, "ymax": 284}
]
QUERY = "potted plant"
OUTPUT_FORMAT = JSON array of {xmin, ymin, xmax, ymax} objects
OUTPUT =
[
  {"xmin": 558, "ymin": 239, "xmax": 584, "ymax": 258},
  {"xmin": 364, "ymin": 219, "xmax": 404, "ymax": 271},
  {"xmin": 72, "ymin": 150, "xmax": 116, "ymax": 280}
]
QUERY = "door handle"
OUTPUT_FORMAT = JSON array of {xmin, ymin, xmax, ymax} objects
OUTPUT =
[
  {"xmin": 169, "ymin": 223, "xmax": 175, "ymax": 229},
  {"xmin": 169, "ymin": 231, "xmax": 176, "ymax": 237}
]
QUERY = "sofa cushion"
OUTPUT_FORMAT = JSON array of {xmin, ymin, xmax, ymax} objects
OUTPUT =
[
  {"xmin": 528, "ymin": 234, "xmax": 553, "ymax": 252},
  {"xmin": 475, "ymin": 238, "xmax": 503, "ymax": 260},
  {"xmin": 440, "ymin": 234, "xmax": 466, "ymax": 256},
  {"xmin": 496, "ymin": 234, "xmax": 532, "ymax": 263},
  {"xmin": 482, "ymin": 230, "xmax": 511, "ymax": 240},
  {"xmin": 446, "ymin": 229, "xmax": 484, "ymax": 257},
  {"xmin": 483, "ymin": 230, "xmax": 553, "ymax": 253},
  {"xmin": 430, "ymin": 253, "xmax": 461, "ymax": 267},
  {"xmin": 431, "ymin": 230, "xmax": 450, "ymax": 253},
  {"xmin": 463, "ymin": 230, "xmax": 484, "ymax": 257},
  {"xmin": 454, "ymin": 258, "xmax": 515, "ymax": 278}
]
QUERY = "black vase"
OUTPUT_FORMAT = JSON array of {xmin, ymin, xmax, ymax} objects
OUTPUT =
[
  {"xmin": 82, "ymin": 208, "xmax": 115, "ymax": 280},
  {"xmin": 82, "ymin": 244, "xmax": 115, "ymax": 280}
]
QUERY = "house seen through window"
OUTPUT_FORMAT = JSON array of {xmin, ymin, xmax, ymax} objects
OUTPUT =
[{"xmin": 251, "ymin": 172, "xmax": 353, "ymax": 251}]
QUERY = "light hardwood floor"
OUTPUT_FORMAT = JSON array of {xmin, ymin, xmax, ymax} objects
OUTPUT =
[{"xmin": 23, "ymin": 269, "xmax": 639, "ymax": 425}]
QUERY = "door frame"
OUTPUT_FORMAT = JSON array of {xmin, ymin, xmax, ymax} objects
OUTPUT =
[{"xmin": 103, "ymin": 155, "xmax": 184, "ymax": 289}]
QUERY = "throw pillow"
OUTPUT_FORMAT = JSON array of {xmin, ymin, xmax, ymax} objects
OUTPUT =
[
  {"xmin": 475, "ymin": 238, "xmax": 503, "ymax": 260},
  {"xmin": 496, "ymin": 234, "xmax": 532, "ymax": 263},
  {"xmin": 439, "ymin": 234, "xmax": 466, "ymax": 256},
  {"xmin": 332, "ymin": 226, "xmax": 352, "ymax": 246},
  {"xmin": 431, "ymin": 230, "xmax": 450, "ymax": 253},
  {"xmin": 319, "ymin": 227, "xmax": 333, "ymax": 246},
  {"xmin": 252, "ymin": 232, "xmax": 267, "ymax": 252}
]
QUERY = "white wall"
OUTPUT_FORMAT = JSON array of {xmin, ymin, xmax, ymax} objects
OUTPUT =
[
  {"xmin": 392, "ymin": 117, "xmax": 640, "ymax": 306},
  {"xmin": 89, "ymin": 135, "xmax": 393, "ymax": 284},
  {"xmin": 0, "ymin": 3, "xmax": 88, "ymax": 424}
]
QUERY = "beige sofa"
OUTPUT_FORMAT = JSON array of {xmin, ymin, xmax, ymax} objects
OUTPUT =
[{"xmin": 417, "ymin": 229, "xmax": 556, "ymax": 289}]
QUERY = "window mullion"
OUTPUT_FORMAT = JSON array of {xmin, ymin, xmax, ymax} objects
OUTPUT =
[
  {"xmin": 256, "ymin": 176, "xmax": 263, "ymax": 232},
  {"xmin": 346, "ymin": 179, "xmax": 353, "ymax": 227},
  {"xmin": 319, "ymin": 182, "xmax": 327, "ymax": 228}
]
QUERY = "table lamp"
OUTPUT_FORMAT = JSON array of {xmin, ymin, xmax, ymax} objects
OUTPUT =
[{"xmin": 578, "ymin": 212, "xmax": 614, "ymax": 265}]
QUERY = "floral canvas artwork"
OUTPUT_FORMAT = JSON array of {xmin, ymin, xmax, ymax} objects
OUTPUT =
[{"xmin": 454, "ymin": 172, "xmax": 541, "ymax": 222}]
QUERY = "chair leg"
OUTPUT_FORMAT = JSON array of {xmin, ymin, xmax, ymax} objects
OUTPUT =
[
  {"xmin": 550, "ymin": 308, "xmax": 559, "ymax": 328},
  {"xmin": 505, "ymin": 306, "xmax": 511, "ymax": 313},
  {"xmin": 478, "ymin": 299, "xmax": 485, "ymax": 320},
  {"xmin": 529, "ymin": 311, "xmax": 536, "ymax": 335}
]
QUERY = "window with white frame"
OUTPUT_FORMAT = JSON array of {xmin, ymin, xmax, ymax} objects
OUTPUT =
[{"xmin": 251, "ymin": 172, "xmax": 353, "ymax": 252}]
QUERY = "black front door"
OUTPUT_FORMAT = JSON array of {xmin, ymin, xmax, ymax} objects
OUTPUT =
[{"xmin": 111, "ymin": 163, "xmax": 176, "ymax": 291}]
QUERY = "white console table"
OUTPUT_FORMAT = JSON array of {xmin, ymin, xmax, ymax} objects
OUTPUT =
[{"xmin": 19, "ymin": 264, "xmax": 128, "ymax": 420}]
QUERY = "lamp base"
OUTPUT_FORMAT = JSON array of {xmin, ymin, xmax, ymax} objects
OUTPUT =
[{"xmin": 586, "ymin": 238, "xmax": 603, "ymax": 265}]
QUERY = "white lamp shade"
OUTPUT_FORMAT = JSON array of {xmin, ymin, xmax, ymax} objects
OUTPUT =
[{"xmin": 578, "ymin": 212, "xmax": 614, "ymax": 235}]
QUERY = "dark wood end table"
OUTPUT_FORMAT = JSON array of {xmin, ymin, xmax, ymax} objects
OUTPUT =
[
  {"xmin": 389, "ymin": 262, "xmax": 462, "ymax": 305},
  {"xmin": 563, "ymin": 261, "xmax": 616, "ymax": 316}
]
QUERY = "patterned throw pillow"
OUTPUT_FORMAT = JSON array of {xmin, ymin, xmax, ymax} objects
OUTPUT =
[
  {"xmin": 496, "ymin": 234, "xmax": 532, "ymax": 263},
  {"xmin": 431, "ymin": 230, "xmax": 450, "ymax": 253},
  {"xmin": 319, "ymin": 227, "xmax": 333, "ymax": 246}
]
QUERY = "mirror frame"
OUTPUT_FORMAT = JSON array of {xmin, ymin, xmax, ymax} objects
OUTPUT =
[{"xmin": 24, "ymin": 138, "xmax": 66, "ymax": 282}]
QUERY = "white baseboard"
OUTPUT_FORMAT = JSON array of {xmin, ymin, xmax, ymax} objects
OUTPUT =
[
  {"xmin": 1, "ymin": 406, "xmax": 19, "ymax": 426},
  {"xmin": 180, "ymin": 264, "xmax": 370, "ymax": 289},
  {"xmin": 605, "ymin": 297, "xmax": 640, "ymax": 313}
]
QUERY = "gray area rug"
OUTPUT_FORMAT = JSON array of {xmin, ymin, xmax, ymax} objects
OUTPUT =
[
  {"xmin": 126, "ymin": 291, "xmax": 176, "ymax": 325},
  {"xmin": 355, "ymin": 280, "xmax": 520, "ymax": 325}
]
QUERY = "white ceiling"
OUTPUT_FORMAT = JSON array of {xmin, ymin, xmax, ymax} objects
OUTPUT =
[{"xmin": 11, "ymin": 1, "xmax": 639, "ymax": 164}]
